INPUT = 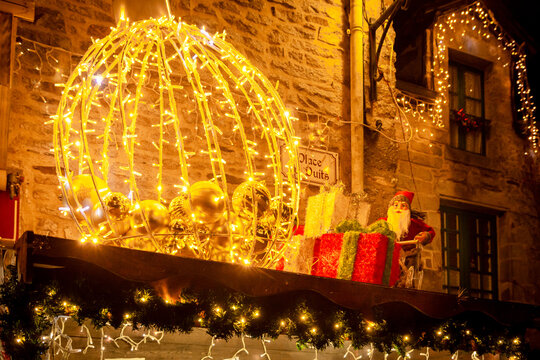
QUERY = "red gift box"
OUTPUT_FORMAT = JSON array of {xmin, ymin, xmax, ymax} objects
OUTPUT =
[
  {"xmin": 352, "ymin": 233, "xmax": 401, "ymax": 286},
  {"xmin": 311, "ymin": 233, "xmax": 344, "ymax": 278},
  {"xmin": 311, "ymin": 232, "xmax": 401, "ymax": 287}
]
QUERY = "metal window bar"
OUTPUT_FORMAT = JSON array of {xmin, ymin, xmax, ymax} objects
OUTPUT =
[
  {"xmin": 441, "ymin": 206, "xmax": 498, "ymax": 299},
  {"xmin": 448, "ymin": 62, "xmax": 486, "ymax": 154}
]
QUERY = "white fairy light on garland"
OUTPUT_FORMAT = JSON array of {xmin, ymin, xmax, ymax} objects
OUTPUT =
[
  {"xmin": 344, "ymin": 343, "xmax": 362, "ymax": 359},
  {"xmin": 52, "ymin": 15, "xmax": 301, "ymax": 268},
  {"xmin": 394, "ymin": 90, "xmax": 442, "ymax": 129},
  {"xmin": 433, "ymin": 1, "xmax": 538, "ymax": 155},
  {"xmin": 46, "ymin": 317, "xmax": 163, "ymax": 359}
]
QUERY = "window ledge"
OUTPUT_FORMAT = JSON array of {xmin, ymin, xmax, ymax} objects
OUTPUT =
[
  {"xmin": 396, "ymin": 80, "xmax": 438, "ymax": 102},
  {"xmin": 444, "ymin": 145, "xmax": 495, "ymax": 170}
]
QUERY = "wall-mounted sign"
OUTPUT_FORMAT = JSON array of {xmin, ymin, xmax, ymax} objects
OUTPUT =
[{"xmin": 280, "ymin": 143, "xmax": 339, "ymax": 186}]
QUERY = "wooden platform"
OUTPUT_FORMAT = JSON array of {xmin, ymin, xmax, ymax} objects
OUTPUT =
[{"xmin": 15, "ymin": 231, "xmax": 540, "ymax": 328}]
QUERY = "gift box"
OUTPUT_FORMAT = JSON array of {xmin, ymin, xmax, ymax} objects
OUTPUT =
[
  {"xmin": 352, "ymin": 233, "xmax": 401, "ymax": 286},
  {"xmin": 276, "ymin": 226, "xmax": 318, "ymax": 274},
  {"xmin": 310, "ymin": 228, "xmax": 401, "ymax": 287},
  {"xmin": 304, "ymin": 187, "xmax": 371, "ymax": 239},
  {"xmin": 311, "ymin": 231, "xmax": 362, "ymax": 280}
]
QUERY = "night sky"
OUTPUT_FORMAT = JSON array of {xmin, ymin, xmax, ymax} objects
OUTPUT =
[{"xmin": 503, "ymin": 0, "xmax": 540, "ymax": 104}]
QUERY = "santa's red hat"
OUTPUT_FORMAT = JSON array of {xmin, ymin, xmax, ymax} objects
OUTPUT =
[{"xmin": 389, "ymin": 190, "xmax": 414, "ymax": 207}]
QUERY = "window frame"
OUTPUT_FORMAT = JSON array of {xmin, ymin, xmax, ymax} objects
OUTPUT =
[
  {"xmin": 448, "ymin": 61, "xmax": 487, "ymax": 155},
  {"xmin": 440, "ymin": 205, "xmax": 499, "ymax": 300}
]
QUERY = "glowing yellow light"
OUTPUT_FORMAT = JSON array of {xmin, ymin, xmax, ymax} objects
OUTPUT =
[{"xmin": 53, "ymin": 16, "xmax": 300, "ymax": 267}]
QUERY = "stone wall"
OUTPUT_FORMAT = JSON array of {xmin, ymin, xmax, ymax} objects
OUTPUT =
[
  {"xmin": 4, "ymin": 0, "xmax": 540, "ymax": 305},
  {"xmin": 8, "ymin": 0, "xmax": 352, "ymax": 238},
  {"xmin": 390, "ymin": 14, "xmax": 540, "ymax": 303}
]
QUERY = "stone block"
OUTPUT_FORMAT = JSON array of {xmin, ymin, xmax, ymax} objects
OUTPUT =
[
  {"xmin": 305, "ymin": 15, "xmax": 329, "ymax": 27},
  {"xmin": 194, "ymin": 3, "xmax": 217, "ymax": 15},
  {"xmin": 35, "ymin": 6, "xmax": 67, "ymax": 33},
  {"xmin": 400, "ymin": 149, "xmax": 443, "ymax": 169},
  {"xmin": 317, "ymin": 27, "xmax": 341, "ymax": 46},
  {"xmin": 268, "ymin": 0, "xmax": 296, "ymax": 9},
  {"xmin": 245, "ymin": 11, "xmax": 270, "ymax": 25},
  {"xmin": 267, "ymin": 29, "xmax": 287, "ymax": 45},
  {"xmin": 223, "ymin": 15, "xmax": 258, "ymax": 35},
  {"xmin": 409, "ymin": 140, "xmax": 443, "ymax": 156},
  {"xmin": 232, "ymin": 0, "xmax": 265, "ymax": 11},
  {"xmin": 396, "ymin": 176, "xmax": 434, "ymax": 196},
  {"xmin": 87, "ymin": 24, "xmax": 110, "ymax": 39},
  {"xmin": 397, "ymin": 162, "xmax": 433, "ymax": 182}
]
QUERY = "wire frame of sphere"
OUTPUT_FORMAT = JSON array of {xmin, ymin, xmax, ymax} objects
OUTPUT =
[{"xmin": 53, "ymin": 17, "xmax": 301, "ymax": 267}]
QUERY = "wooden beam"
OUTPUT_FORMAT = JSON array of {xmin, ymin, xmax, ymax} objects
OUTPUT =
[
  {"xmin": 0, "ymin": 85, "xmax": 10, "ymax": 169},
  {"xmin": 0, "ymin": 0, "xmax": 34, "ymax": 22},
  {"xmin": 0, "ymin": 12, "xmax": 14, "ymax": 169},
  {"xmin": 15, "ymin": 231, "xmax": 540, "ymax": 327},
  {"xmin": 0, "ymin": 12, "xmax": 12, "ymax": 87}
]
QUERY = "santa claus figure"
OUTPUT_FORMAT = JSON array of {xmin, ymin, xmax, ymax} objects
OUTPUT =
[{"xmin": 382, "ymin": 191, "xmax": 435, "ymax": 287}]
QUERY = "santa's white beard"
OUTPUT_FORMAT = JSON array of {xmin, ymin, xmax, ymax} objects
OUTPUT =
[{"xmin": 387, "ymin": 208, "xmax": 411, "ymax": 240}]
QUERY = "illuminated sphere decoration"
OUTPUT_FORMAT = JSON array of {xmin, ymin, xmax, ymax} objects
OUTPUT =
[{"xmin": 53, "ymin": 16, "xmax": 300, "ymax": 267}]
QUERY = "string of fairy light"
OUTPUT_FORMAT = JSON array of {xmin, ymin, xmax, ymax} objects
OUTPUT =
[
  {"xmin": 2, "ymin": 256, "xmax": 527, "ymax": 360},
  {"xmin": 51, "ymin": 15, "xmax": 301, "ymax": 268},
  {"xmin": 30, "ymin": 315, "xmax": 510, "ymax": 360},
  {"xmin": 4, "ymin": 281, "xmax": 525, "ymax": 360},
  {"xmin": 13, "ymin": 36, "xmax": 80, "ymax": 118},
  {"xmin": 376, "ymin": 1, "xmax": 539, "ymax": 155},
  {"xmin": 431, "ymin": 1, "xmax": 538, "ymax": 155}
]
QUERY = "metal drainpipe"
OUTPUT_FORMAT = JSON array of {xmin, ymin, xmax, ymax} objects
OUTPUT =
[{"xmin": 350, "ymin": 0, "xmax": 364, "ymax": 194}]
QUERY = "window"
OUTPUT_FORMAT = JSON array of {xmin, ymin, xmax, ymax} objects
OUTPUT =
[
  {"xmin": 449, "ymin": 62, "xmax": 486, "ymax": 154},
  {"xmin": 440, "ymin": 206, "xmax": 498, "ymax": 299}
]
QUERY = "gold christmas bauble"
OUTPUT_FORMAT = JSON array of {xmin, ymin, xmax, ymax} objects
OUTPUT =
[
  {"xmin": 196, "ymin": 223, "xmax": 211, "ymax": 236},
  {"xmin": 271, "ymin": 202, "xmax": 294, "ymax": 225},
  {"xmin": 64, "ymin": 174, "xmax": 110, "ymax": 220},
  {"xmin": 229, "ymin": 213, "xmax": 246, "ymax": 236},
  {"xmin": 189, "ymin": 181, "xmax": 226, "ymax": 224},
  {"xmin": 122, "ymin": 229, "xmax": 156, "ymax": 252},
  {"xmin": 169, "ymin": 217, "xmax": 193, "ymax": 234},
  {"xmin": 232, "ymin": 181, "xmax": 271, "ymax": 220},
  {"xmin": 129, "ymin": 199, "xmax": 170, "ymax": 234},
  {"xmin": 159, "ymin": 220, "xmax": 188, "ymax": 256},
  {"xmin": 103, "ymin": 192, "xmax": 131, "ymax": 220},
  {"xmin": 169, "ymin": 193, "xmax": 192, "ymax": 222},
  {"xmin": 90, "ymin": 203, "xmax": 131, "ymax": 238}
]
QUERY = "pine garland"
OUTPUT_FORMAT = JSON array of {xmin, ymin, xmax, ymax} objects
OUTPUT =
[{"xmin": 0, "ymin": 266, "xmax": 530, "ymax": 359}]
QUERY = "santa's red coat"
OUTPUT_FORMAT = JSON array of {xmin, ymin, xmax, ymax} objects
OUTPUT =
[{"xmin": 379, "ymin": 217, "xmax": 435, "ymax": 245}]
